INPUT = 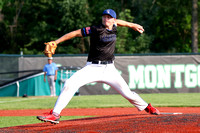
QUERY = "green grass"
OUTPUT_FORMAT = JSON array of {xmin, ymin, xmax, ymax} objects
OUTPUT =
[
  {"xmin": 0, "ymin": 116, "xmax": 92, "ymax": 128},
  {"xmin": 0, "ymin": 93, "xmax": 200, "ymax": 128},
  {"xmin": 0, "ymin": 93, "xmax": 200, "ymax": 110}
]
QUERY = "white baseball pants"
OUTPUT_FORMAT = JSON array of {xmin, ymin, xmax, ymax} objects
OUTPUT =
[
  {"xmin": 47, "ymin": 76, "xmax": 56, "ymax": 96},
  {"xmin": 53, "ymin": 62, "xmax": 148, "ymax": 114}
]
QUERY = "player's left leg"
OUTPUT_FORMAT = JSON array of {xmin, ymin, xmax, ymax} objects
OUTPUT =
[{"xmin": 102, "ymin": 64, "xmax": 160, "ymax": 114}]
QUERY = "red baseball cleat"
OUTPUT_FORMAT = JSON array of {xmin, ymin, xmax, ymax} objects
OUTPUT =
[
  {"xmin": 145, "ymin": 103, "xmax": 160, "ymax": 115},
  {"xmin": 37, "ymin": 110, "xmax": 60, "ymax": 124}
]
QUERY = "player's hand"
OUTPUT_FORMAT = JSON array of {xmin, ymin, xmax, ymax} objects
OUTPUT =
[
  {"xmin": 131, "ymin": 23, "xmax": 144, "ymax": 34},
  {"xmin": 44, "ymin": 78, "xmax": 46, "ymax": 82}
]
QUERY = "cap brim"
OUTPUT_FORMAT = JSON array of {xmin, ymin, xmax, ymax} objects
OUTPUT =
[{"xmin": 102, "ymin": 13, "xmax": 115, "ymax": 18}]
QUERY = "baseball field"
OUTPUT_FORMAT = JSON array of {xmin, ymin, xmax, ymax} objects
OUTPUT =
[{"xmin": 0, "ymin": 93, "xmax": 200, "ymax": 132}]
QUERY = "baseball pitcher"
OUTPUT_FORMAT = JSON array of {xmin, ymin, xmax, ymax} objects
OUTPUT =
[{"xmin": 38, "ymin": 9, "xmax": 160, "ymax": 124}]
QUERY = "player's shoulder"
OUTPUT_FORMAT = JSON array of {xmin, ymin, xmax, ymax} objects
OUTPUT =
[
  {"xmin": 96, "ymin": 24, "xmax": 117, "ymax": 31},
  {"xmin": 91, "ymin": 24, "xmax": 107, "ymax": 33},
  {"xmin": 89, "ymin": 24, "xmax": 103, "ymax": 30},
  {"xmin": 95, "ymin": 24, "xmax": 105, "ymax": 29},
  {"xmin": 82, "ymin": 24, "xmax": 102, "ymax": 35},
  {"xmin": 81, "ymin": 24, "xmax": 105, "ymax": 36}
]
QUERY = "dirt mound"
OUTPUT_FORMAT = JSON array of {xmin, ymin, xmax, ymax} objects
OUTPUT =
[{"xmin": 1, "ymin": 107, "xmax": 200, "ymax": 132}]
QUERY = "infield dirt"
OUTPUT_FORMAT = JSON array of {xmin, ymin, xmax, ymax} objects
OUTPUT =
[{"xmin": 1, "ymin": 107, "xmax": 200, "ymax": 132}]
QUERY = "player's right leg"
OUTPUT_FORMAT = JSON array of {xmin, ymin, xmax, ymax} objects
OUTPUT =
[
  {"xmin": 37, "ymin": 110, "xmax": 60, "ymax": 124},
  {"xmin": 37, "ymin": 63, "xmax": 105, "ymax": 123},
  {"xmin": 52, "ymin": 64, "xmax": 105, "ymax": 114}
]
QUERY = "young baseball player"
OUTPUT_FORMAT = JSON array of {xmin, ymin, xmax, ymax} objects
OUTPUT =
[{"xmin": 37, "ymin": 9, "xmax": 160, "ymax": 124}]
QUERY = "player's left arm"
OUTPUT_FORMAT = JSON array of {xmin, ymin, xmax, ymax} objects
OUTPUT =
[
  {"xmin": 43, "ymin": 29, "xmax": 83, "ymax": 57},
  {"xmin": 115, "ymin": 19, "xmax": 144, "ymax": 34},
  {"xmin": 55, "ymin": 29, "xmax": 83, "ymax": 45}
]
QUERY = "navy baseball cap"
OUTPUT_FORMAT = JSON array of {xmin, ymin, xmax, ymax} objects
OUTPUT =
[{"xmin": 102, "ymin": 9, "xmax": 116, "ymax": 19}]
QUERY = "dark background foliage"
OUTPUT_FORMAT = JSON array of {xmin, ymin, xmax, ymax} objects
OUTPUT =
[{"xmin": 0, "ymin": 0, "xmax": 199, "ymax": 54}]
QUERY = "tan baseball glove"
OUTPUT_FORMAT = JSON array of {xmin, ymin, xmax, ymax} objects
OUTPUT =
[{"xmin": 43, "ymin": 41, "xmax": 57, "ymax": 57}]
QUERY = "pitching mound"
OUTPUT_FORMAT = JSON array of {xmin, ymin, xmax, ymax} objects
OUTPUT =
[{"xmin": 1, "ymin": 107, "xmax": 200, "ymax": 132}]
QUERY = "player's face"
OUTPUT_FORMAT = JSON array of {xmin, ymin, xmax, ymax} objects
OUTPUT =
[
  {"xmin": 48, "ymin": 59, "xmax": 52, "ymax": 64},
  {"xmin": 102, "ymin": 15, "xmax": 115, "ymax": 30}
]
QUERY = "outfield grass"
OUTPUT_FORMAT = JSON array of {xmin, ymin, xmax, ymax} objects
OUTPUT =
[
  {"xmin": 0, "ymin": 93, "xmax": 200, "ymax": 128},
  {"xmin": 0, "ymin": 93, "xmax": 200, "ymax": 110}
]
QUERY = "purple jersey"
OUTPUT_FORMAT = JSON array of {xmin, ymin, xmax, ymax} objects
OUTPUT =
[{"xmin": 81, "ymin": 24, "xmax": 117, "ymax": 61}]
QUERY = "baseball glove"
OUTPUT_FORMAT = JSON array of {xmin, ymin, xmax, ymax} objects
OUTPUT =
[{"xmin": 43, "ymin": 41, "xmax": 57, "ymax": 57}]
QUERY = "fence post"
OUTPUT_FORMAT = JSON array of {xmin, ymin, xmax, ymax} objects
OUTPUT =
[{"xmin": 16, "ymin": 81, "xmax": 19, "ymax": 97}]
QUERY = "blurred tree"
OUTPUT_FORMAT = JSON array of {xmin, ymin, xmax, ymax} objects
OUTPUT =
[
  {"xmin": 0, "ymin": 0, "xmax": 199, "ymax": 54},
  {"xmin": 57, "ymin": 0, "xmax": 91, "ymax": 54},
  {"xmin": 191, "ymin": 0, "xmax": 198, "ymax": 53},
  {"xmin": 21, "ymin": 0, "xmax": 63, "ymax": 54},
  {"xmin": 148, "ymin": 0, "xmax": 192, "ymax": 53},
  {"xmin": 116, "ymin": 9, "xmax": 152, "ymax": 54},
  {"xmin": 0, "ymin": 0, "xmax": 25, "ymax": 54},
  {"xmin": 0, "ymin": 0, "xmax": 62, "ymax": 54}
]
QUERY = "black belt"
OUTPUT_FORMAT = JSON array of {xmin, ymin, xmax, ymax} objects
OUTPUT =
[{"xmin": 91, "ymin": 60, "xmax": 113, "ymax": 64}]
